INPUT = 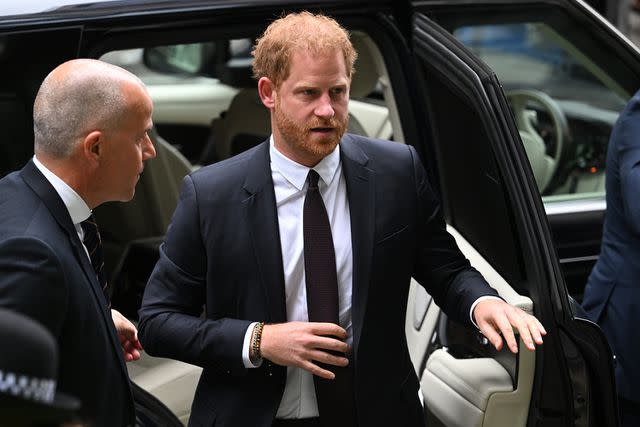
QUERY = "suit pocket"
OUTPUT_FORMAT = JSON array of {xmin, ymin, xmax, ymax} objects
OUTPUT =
[{"xmin": 375, "ymin": 224, "xmax": 409, "ymax": 246}]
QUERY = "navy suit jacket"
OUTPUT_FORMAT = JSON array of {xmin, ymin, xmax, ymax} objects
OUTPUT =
[
  {"xmin": 582, "ymin": 90, "xmax": 640, "ymax": 403},
  {"xmin": 139, "ymin": 134, "xmax": 499, "ymax": 427},
  {"xmin": 0, "ymin": 161, "xmax": 135, "ymax": 427}
]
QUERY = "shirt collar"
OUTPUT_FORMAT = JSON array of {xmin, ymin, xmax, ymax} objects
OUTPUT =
[
  {"xmin": 32, "ymin": 155, "xmax": 92, "ymax": 225},
  {"xmin": 269, "ymin": 135, "xmax": 341, "ymax": 191}
]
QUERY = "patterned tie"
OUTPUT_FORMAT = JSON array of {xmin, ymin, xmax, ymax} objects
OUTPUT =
[
  {"xmin": 81, "ymin": 215, "xmax": 109, "ymax": 306},
  {"xmin": 303, "ymin": 170, "xmax": 355, "ymax": 426}
]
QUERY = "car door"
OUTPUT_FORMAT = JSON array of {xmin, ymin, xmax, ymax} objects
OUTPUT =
[{"xmin": 403, "ymin": 6, "xmax": 618, "ymax": 426}]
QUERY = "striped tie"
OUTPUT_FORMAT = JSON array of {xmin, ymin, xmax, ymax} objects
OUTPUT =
[{"xmin": 81, "ymin": 215, "xmax": 109, "ymax": 306}]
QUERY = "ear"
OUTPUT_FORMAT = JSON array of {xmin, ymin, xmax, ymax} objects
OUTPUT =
[
  {"xmin": 80, "ymin": 130, "xmax": 104, "ymax": 165},
  {"xmin": 258, "ymin": 77, "xmax": 276, "ymax": 109}
]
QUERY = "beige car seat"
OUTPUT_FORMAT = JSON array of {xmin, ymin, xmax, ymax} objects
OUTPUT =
[
  {"xmin": 94, "ymin": 128, "xmax": 193, "ymax": 288},
  {"xmin": 350, "ymin": 34, "xmax": 379, "ymax": 101}
]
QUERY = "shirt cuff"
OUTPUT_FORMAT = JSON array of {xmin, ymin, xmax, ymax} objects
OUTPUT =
[
  {"xmin": 242, "ymin": 322, "xmax": 263, "ymax": 368},
  {"xmin": 469, "ymin": 296, "xmax": 502, "ymax": 329}
]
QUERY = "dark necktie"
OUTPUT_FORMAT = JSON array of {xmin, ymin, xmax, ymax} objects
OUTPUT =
[
  {"xmin": 81, "ymin": 215, "xmax": 109, "ymax": 306},
  {"xmin": 303, "ymin": 170, "xmax": 355, "ymax": 427}
]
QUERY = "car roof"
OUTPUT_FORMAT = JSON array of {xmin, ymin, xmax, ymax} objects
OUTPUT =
[{"xmin": 0, "ymin": 0, "xmax": 394, "ymax": 23}]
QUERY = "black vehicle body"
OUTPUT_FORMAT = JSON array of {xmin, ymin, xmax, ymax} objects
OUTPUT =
[{"xmin": 0, "ymin": 0, "xmax": 628, "ymax": 425}]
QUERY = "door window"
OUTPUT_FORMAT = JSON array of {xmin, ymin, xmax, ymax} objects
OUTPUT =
[{"xmin": 453, "ymin": 21, "xmax": 627, "ymax": 201}]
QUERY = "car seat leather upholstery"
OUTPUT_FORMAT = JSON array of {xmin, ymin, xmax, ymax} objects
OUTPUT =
[{"xmin": 94, "ymin": 129, "xmax": 193, "ymax": 296}]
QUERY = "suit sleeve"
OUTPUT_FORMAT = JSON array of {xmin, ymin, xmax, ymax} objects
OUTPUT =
[
  {"xmin": 616, "ymin": 102, "xmax": 640, "ymax": 235},
  {"xmin": 138, "ymin": 174, "xmax": 251, "ymax": 373},
  {"xmin": 0, "ymin": 237, "xmax": 67, "ymax": 336},
  {"xmin": 408, "ymin": 145, "xmax": 499, "ymax": 326}
]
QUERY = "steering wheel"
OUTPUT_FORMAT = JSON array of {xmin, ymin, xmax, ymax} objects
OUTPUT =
[{"xmin": 506, "ymin": 89, "xmax": 570, "ymax": 194}]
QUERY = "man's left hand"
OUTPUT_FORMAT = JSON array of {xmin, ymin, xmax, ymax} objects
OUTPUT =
[
  {"xmin": 473, "ymin": 299, "xmax": 546, "ymax": 353},
  {"xmin": 111, "ymin": 309, "xmax": 143, "ymax": 362}
]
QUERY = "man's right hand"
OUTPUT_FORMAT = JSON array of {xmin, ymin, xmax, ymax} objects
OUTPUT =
[{"xmin": 260, "ymin": 322, "xmax": 350, "ymax": 379}]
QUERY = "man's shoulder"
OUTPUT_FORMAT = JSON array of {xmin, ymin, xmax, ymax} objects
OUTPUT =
[
  {"xmin": 190, "ymin": 140, "xmax": 266, "ymax": 185},
  {"xmin": 341, "ymin": 133, "xmax": 415, "ymax": 170},
  {"xmin": 0, "ymin": 170, "xmax": 45, "ymax": 234},
  {"xmin": 343, "ymin": 133, "xmax": 412, "ymax": 155}
]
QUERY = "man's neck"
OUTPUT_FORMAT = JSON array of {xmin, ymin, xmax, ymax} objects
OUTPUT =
[{"xmin": 34, "ymin": 153, "xmax": 94, "ymax": 209}]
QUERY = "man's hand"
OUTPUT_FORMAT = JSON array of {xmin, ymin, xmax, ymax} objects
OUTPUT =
[
  {"xmin": 260, "ymin": 322, "xmax": 350, "ymax": 380},
  {"xmin": 111, "ymin": 309, "xmax": 143, "ymax": 362},
  {"xmin": 473, "ymin": 299, "xmax": 546, "ymax": 353}
]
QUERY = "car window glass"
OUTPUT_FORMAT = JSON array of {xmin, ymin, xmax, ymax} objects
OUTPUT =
[
  {"xmin": 453, "ymin": 22, "xmax": 627, "ymax": 202},
  {"xmin": 417, "ymin": 60, "xmax": 525, "ymax": 287}
]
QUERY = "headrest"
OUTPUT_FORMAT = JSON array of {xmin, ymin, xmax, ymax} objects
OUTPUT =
[
  {"xmin": 350, "ymin": 34, "xmax": 379, "ymax": 99},
  {"xmin": 216, "ymin": 57, "xmax": 255, "ymax": 88}
]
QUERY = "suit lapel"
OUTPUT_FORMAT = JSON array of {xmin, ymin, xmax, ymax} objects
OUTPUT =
[
  {"xmin": 239, "ymin": 137, "xmax": 375, "ymax": 334},
  {"xmin": 21, "ymin": 161, "xmax": 102, "ymax": 293},
  {"xmin": 340, "ymin": 136, "xmax": 375, "ymax": 355},
  {"xmin": 20, "ymin": 160, "xmax": 129, "ymax": 375},
  {"xmin": 242, "ymin": 142, "xmax": 287, "ymax": 323}
]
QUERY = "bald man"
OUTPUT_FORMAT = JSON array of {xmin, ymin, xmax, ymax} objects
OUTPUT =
[{"xmin": 0, "ymin": 59, "xmax": 156, "ymax": 426}]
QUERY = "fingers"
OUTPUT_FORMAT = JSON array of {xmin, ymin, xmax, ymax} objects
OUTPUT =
[
  {"xmin": 301, "ymin": 360, "xmax": 337, "ymax": 380},
  {"xmin": 298, "ymin": 349, "xmax": 349, "ymax": 379},
  {"xmin": 309, "ymin": 348, "xmax": 349, "ymax": 367},
  {"xmin": 499, "ymin": 310, "xmax": 521, "ymax": 353},
  {"xmin": 122, "ymin": 348, "xmax": 141, "ymax": 362},
  {"xmin": 260, "ymin": 322, "xmax": 351, "ymax": 377},
  {"xmin": 530, "ymin": 315, "xmax": 547, "ymax": 340},
  {"xmin": 314, "ymin": 335, "xmax": 351, "ymax": 354},
  {"xmin": 111, "ymin": 309, "xmax": 138, "ymax": 338},
  {"xmin": 121, "ymin": 337, "xmax": 142, "ymax": 362},
  {"xmin": 479, "ymin": 305, "xmax": 547, "ymax": 353},
  {"xmin": 479, "ymin": 321, "xmax": 504, "ymax": 352},
  {"xmin": 310, "ymin": 322, "xmax": 348, "ymax": 340}
]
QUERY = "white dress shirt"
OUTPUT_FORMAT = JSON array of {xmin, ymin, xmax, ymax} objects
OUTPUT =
[{"xmin": 32, "ymin": 155, "xmax": 93, "ymax": 252}]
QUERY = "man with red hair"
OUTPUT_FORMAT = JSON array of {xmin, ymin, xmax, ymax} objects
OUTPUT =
[{"xmin": 140, "ymin": 12, "xmax": 545, "ymax": 427}]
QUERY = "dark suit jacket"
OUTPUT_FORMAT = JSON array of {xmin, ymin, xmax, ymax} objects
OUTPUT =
[
  {"xmin": 582, "ymin": 90, "xmax": 640, "ymax": 403},
  {"xmin": 139, "ymin": 134, "xmax": 499, "ymax": 427},
  {"xmin": 0, "ymin": 160, "xmax": 135, "ymax": 427}
]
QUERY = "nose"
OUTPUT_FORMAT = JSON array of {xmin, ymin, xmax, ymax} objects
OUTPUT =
[
  {"xmin": 314, "ymin": 93, "xmax": 335, "ymax": 119},
  {"xmin": 143, "ymin": 133, "xmax": 157, "ymax": 160}
]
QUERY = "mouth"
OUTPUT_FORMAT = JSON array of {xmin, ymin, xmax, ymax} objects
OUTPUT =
[{"xmin": 310, "ymin": 127, "xmax": 334, "ymax": 134}]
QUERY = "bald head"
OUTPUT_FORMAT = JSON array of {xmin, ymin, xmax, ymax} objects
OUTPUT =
[{"xmin": 33, "ymin": 59, "xmax": 146, "ymax": 158}]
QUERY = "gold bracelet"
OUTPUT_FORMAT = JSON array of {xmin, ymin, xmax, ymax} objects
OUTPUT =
[{"xmin": 250, "ymin": 322, "xmax": 265, "ymax": 364}]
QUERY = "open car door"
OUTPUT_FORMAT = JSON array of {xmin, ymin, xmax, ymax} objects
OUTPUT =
[{"xmin": 404, "ymin": 8, "xmax": 618, "ymax": 427}]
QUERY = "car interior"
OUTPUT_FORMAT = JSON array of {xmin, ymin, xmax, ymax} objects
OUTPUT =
[
  {"xmin": 451, "ymin": 21, "xmax": 627, "ymax": 200},
  {"xmin": 441, "ymin": 13, "xmax": 634, "ymax": 301}
]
